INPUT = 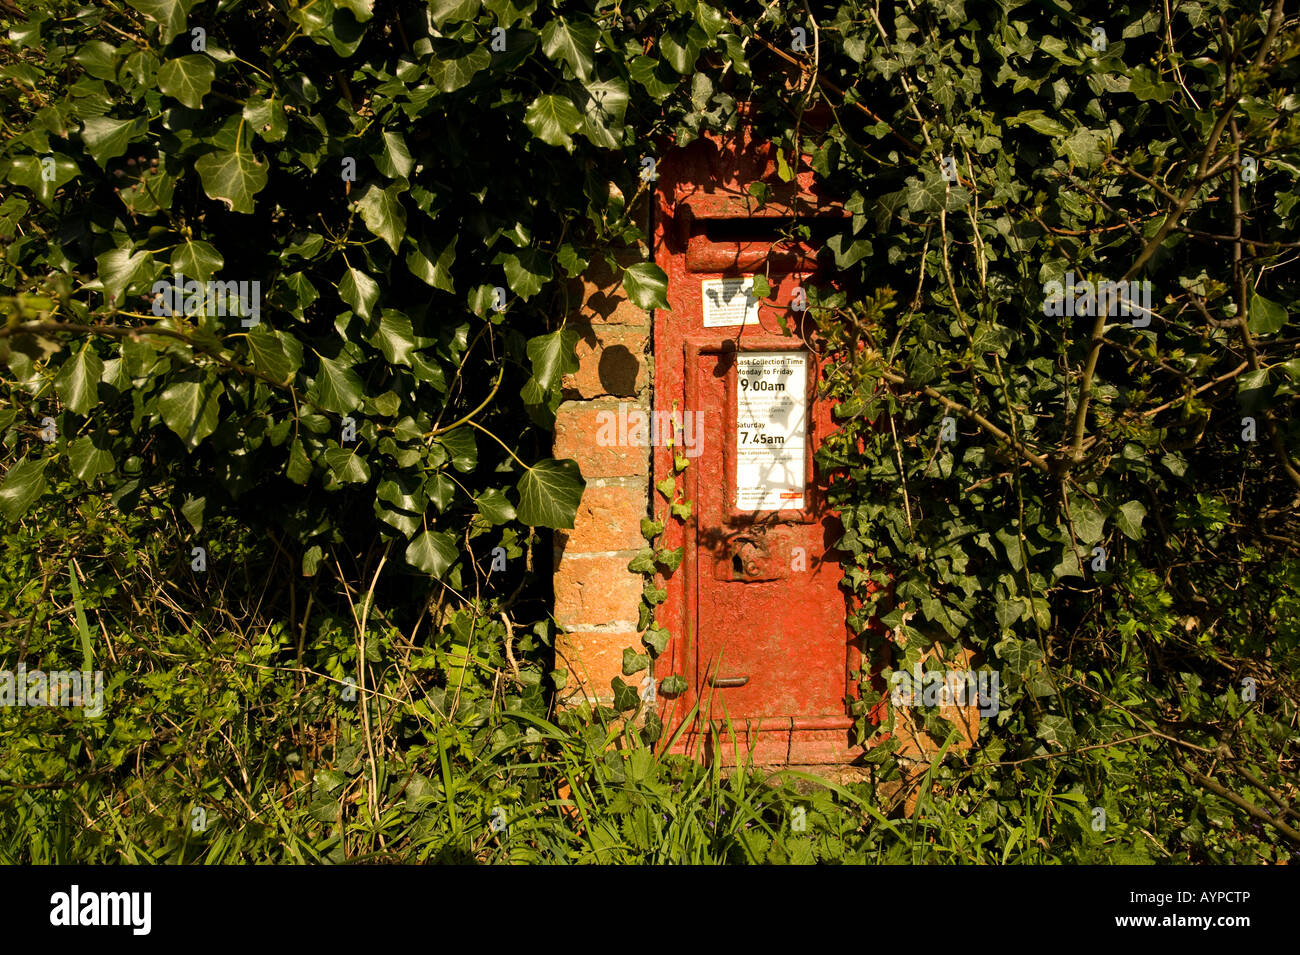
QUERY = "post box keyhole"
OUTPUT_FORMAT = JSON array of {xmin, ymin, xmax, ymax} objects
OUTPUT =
[{"xmin": 728, "ymin": 533, "xmax": 767, "ymax": 579}]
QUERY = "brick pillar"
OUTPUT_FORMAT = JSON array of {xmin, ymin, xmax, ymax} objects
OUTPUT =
[{"xmin": 552, "ymin": 241, "xmax": 654, "ymax": 706}]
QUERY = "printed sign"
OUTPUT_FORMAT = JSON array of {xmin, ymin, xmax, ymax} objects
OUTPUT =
[
  {"xmin": 702, "ymin": 277, "xmax": 760, "ymax": 327},
  {"xmin": 735, "ymin": 351, "xmax": 807, "ymax": 510}
]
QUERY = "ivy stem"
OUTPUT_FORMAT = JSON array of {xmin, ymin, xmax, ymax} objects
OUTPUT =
[
  {"xmin": 464, "ymin": 418, "xmax": 528, "ymax": 471},
  {"xmin": 427, "ymin": 362, "xmax": 504, "ymax": 439}
]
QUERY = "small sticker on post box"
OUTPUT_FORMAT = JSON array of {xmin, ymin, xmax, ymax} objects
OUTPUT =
[
  {"xmin": 702, "ymin": 277, "xmax": 761, "ymax": 327},
  {"xmin": 735, "ymin": 352, "xmax": 807, "ymax": 511}
]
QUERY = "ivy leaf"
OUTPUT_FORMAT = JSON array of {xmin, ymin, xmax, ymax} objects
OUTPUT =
[
  {"xmin": 406, "ymin": 529, "xmax": 458, "ymax": 577},
  {"xmin": 642, "ymin": 627, "xmax": 670, "ymax": 656},
  {"xmin": 308, "ymin": 353, "xmax": 364, "ymax": 415},
  {"xmin": 194, "ymin": 136, "xmax": 268, "ymax": 213},
  {"xmin": 660, "ymin": 674, "xmax": 688, "ymax": 695},
  {"xmin": 629, "ymin": 56, "xmax": 677, "ymax": 101},
  {"xmin": 180, "ymin": 495, "xmax": 205, "ymax": 532},
  {"xmin": 54, "ymin": 341, "xmax": 105, "ymax": 415},
  {"xmin": 577, "ymin": 78, "xmax": 629, "ymax": 149},
  {"xmin": 1037, "ymin": 715, "xmax": 1075, "ymax": 749},
  {"xmin": 246, "ymin": 326, "xmax": 292, "ymax": 383},
  {"xmin": 656, "ymin": 546, "xmax": 684, "ymax": 572},
  {"xmin": 170, "ymin": 240, "xmax": 224, "ymax": 285},
  {"xmin": 995, "ymin": 598, "xmax": 1023, "ymax": 630},
  {"xmin": 694, "ymin": 4, "xmax": 725, "ymax": 42},
  {"xmin": 622, "ymin": 263, "xmax": 670, "ymax": 310},
  {"xmin": 7, "ymin": 154, "xmax": 79, "ymax": 208},
  {"xmin": 611, "ymin": 676, "xmax": 640, "ymax": 711},
  {"xmin": 356, "ymin": 181, "xmax": 407, "ymax": 253},
  {"xmin": 495, "ymin": 247, "xmax": 551, "ymax": 301},
  {"xmin": 126, "ymin": 0, "xmax": 192, "ymax": 43},
  {"xmin": 557, "ymin": 243, "xmax": 588, "ymax": 278},
  {"xmin": 1066, "ymin": 490, "xmax": 1105, "ymax": 543},
  {"xmin": 377, "ymin": 475, "xmax": 426, "ymax": 535},
  {"xmin": 74, "ymin": 40, "xmax": 121, "ymax": 80},
  {"xmin": 525, "ymin": 328, "xmax": 579, "ymax": 394},
  {"xmin": 903, "ymin": 174, "xmax": 946, "ymax": 216},
  {"xmin": 628, "ymin": 548, "xmax": 657, "ymax": 573},
  {"xmin": 339, "ymin": 266, "xmax": 379, "ymax": 319},
  {"xmin": 243, "ymin": 94, "xmax": 288, "ymax": 143},
  {"xmin": 373, "ymin": 130, "xmax": 412, "ymax": 178},
  {"xmin": 117, "ymin": 166, "xmax": 175, "ymax": 215},
  {"xmin": 1247, "ymin": 293, "xmax": 1287, "ymax": 336},
  {"xmin": 368, "ymin": 310, "xmax": 416, "ymax": 367},
  {"xmin": 516, "ymin": 458, "xmax": 585, "ymax": 528},
  {"xmin": 302, "ymin": 545, "xmax": 324, "ymax": 577},
  {"xmin": 1008, "ymin": 109, "xmax": 1069, "ymax": 137},
  {"xmin": 406, "ymin": 235, "xmax": 456, "ymax": 292},
  {"xmin": 159, "ymin": 372, "xmax": 225, "ymax": 448},
  {"xmin": 427, "ymin": 47, "xmax": 490, "ymax": 93},
  {"xmin": 69, "ymin": 433, "xmax": 115, "ymax": 483},
  {"xmin": 660, "ymin": 24, "xmax": 707, "ymax": 74},
  {"xmin": 428, "ymin": 0, "xmax": 481, "ymax": 28},
  {"xmin": 336, "ymin": 0, "xmax": 374, "ymax": 23},
  {"xmin": 437, "ymin": 427, "xmax": 477, "ymax": 472},
  {"xmin": 475, "ymin": 488, "xmax": 516, "ymax": 525},
  {"xmin": 289, "ymin": 4, "xmax": 366, "ymax": 57},
  {"xmin": 322, "ymin": 446, "xmax": 371, "ymax": 484},
  {"xmin": 993, "ymin": 637, "xmax": 1044, "ymax": 675},
  {"xmin": 425, "ymin": 472, "xmax": 456, "ymax": 511},
  {"xmin": 1127, "ymin": 66, "xmax": 1174, "ymax": 103},
  {"xmin": 94, "ymin": 246, "xmax": 152, "ymax": 305},
  {"xmin": 1115, "ymin": 501, "xmax": 1147, "ymax": 541},
  {"xmin": 541, "ymin": 17, "xmax": 597, "ymax": 81},
  {"xmin": 280, "ymin": 272, "xmax": 320, "ymax": 318},
  {"xmin": 0, "ymin": 456, "xmax": 49, "ymax": 521},
  {"xmin": 1062, "ymin": 128, "xmax": 1107, "ymax": 170},
  {"xmin": 377, "ymin": 499, "xmax": 421, "ymax": 538},
  {"xmin": 1051, "ymin": 544, "xmax": 1083, "ymax": 580},
  {"xmin": 622, "ymin": 648, "xmax": 650, "ymax": 675},
  {"xmin": 286, "ymin": 440, "xmax": 312, "ymax": 484},
  {"xmin": 1237, "ymin": 368, "xmax": 1270, "ymax": 407},
  {"xmin": 524, "ymin": 94, "xmax": 583, "ymax": 151},
  {"xmin": 827, "ymin": 234, "xmax": 873, "ymax": 269},
  {"xmin": 157, "ymin": 55, "xmax": 215, "ymax": 108},
  {"xmin": 81, "ymin": 115, "xmax": 144, "ymax": 167}
]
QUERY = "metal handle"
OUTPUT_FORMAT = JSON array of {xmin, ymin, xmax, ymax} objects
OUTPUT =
[{"xmin": 707, "ymin": 675, "xmax": 750, "ymax": 688}]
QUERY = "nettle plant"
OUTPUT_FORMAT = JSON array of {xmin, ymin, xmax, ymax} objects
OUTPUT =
[{"xmin": 0, "ymin": 0, "xmax": 1298, "ymax": 862}]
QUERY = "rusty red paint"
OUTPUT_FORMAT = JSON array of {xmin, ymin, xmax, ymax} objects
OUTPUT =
[{"xmin": 651, "ymin": 117, "xmax": 878, "ymax": 765}]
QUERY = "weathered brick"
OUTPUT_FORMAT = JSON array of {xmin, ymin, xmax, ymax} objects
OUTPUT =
[
  {"xmin": 554, "ymin": 401, "xmax": 649, "ymax": 478},
  {"xmin": 554, "ymin": 483, "xmax": 647, "ymax": 553},
  {"xmin": 561, "ymin": 323, "xmax": 648, "ymax": 399},
  {"xmin": 554, "ymin": 630, "xmax": 642, "ymax": 703},
  {"xmin": 553, "ymin": 244, "xmax": 654, "ymax": 709},
  {"xmin": 564, "ymin": 250, "xmax": 650, "ymax": 326},
  {"xmin": 552, "ymin": 552, "xmax": 643, "ymax": 631}
]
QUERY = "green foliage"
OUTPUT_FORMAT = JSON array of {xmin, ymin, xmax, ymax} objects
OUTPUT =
[{"xmin": 805, "ymin": 0, "xmax": 1300, "ymax": 862}]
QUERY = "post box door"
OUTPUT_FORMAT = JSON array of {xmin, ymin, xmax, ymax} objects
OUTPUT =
[{"xmin": 690, "ymin": 326, "xmax": 853, "ymax": 719}]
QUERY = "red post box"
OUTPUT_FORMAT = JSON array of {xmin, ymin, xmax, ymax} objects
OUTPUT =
[{"xmin": 651, "ymin": 116, "xmax": 867, "ymax": 764}]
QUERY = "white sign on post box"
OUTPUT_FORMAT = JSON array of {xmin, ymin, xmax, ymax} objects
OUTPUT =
[
  {"xmin": 702, "ymin": 278, "xmax": 761, "ymax": 327},
  {"xmin": 735, "ymin": 351, "xmax": 807, "ymax": 510}
]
